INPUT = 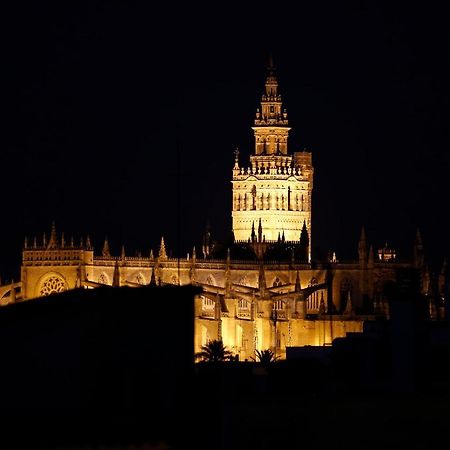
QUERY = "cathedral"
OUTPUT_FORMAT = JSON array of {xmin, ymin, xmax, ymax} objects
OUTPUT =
[{"xmin": 0, "ymin": 61, "xmax": 445, "ymax": 360}]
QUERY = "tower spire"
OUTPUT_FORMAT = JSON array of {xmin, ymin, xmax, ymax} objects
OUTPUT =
[
  {"xmin": 159, "ymin": 236, "xmax": 167, "ymax": 260},
  {"xmin": 47, "ymin": 221, "xmax": 58, "ymax": 249},
  {"xmin": 358, "ymin": 226, "xmax": 367, "ymax": 265},
  {"xmin": 112, "ymin": 260, "xmax": 120, "ymax": 287},
  {"xmin": 102, "ymin": 237, "xmax": 111, "ymax": 257},
  {"xmin": 231, "ymin": 58, "xmax": 313, "ymax": 248}
]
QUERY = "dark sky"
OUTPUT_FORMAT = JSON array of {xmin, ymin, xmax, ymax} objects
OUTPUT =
[{"xmin": 2, "ymin": 2, "xmax": 449, "ymax": 280}]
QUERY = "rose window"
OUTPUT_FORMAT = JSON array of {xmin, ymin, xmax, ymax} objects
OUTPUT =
[{"xmin": 39, "ymin": 276, "xmax": 66, "ymax": 296}]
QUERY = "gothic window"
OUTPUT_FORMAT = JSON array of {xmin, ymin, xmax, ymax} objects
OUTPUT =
[
  {"xmin": 237, "ymin": 298, "xmax": 251, "ymax": 319},
  {"xmin": 39, "ymin": 275, "xmax": 66, "ymax": 296},
  {"xmin": 273, "ymin": 277, "xmax": 282, "ymax": 287},
  {"xmin": 201, "ymin": 295, "xmax": 215, "ymax": 318},
  {"xmin": 206, "ymin": 275, "xmax": 216, "ymax": 286},
  {"xmin": 171, "ymin": 274, "xmax": 178, "ymax": 285},
  {"xmin": 307, "ymin": 278, "xmax": 319, "ymax": 311},
  {"xmin": 273, "ymin": 300, "xmax": 285, "ymax": 311},
  {"xmin": 273, "ymin": 299, "xmax": 287, "ymax": 320}
]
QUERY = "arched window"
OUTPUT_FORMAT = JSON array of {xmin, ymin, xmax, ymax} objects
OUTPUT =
[
  {"xmin": 272, "ymin": 300, "xmax": 287, "ymax": 320},
  {"xmin": 237, "ymin": 298, "xmax": 251, "ymax": 319},
  {"xmin": 39, "ymin": 275, "xmax": 67, "ymax": 296},
  {"xmin": 201, "ymin": 295, "xmax": 215, "ymax": 318},
  {"xmin": 307, "ymin": 277, "xmax": 319, "ymax": 311},
  {"xmin": 272, "ymin": 277, "xmax": 282, "ymax": 287}
]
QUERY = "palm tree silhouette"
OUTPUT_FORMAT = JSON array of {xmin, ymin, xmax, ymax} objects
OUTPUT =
[
  {"xmin": 195, "ymin": 339, "xmax": 234, "ymax": 362},
  {"xmin": 251, "ymin": 349, "xmax": 280, "ymax": 364}
]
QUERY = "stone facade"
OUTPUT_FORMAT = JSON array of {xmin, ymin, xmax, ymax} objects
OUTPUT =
[{"xmin": 0, "ymin": 61, "xmax": 438, "ymax": 360}]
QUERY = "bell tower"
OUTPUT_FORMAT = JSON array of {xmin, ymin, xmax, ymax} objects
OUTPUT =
[{"xmin": 231, "ymin": 59, "xmax": 313, "ymax": 254}]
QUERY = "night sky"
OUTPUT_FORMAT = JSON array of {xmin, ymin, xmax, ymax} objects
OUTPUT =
[{"xmin": 3, "ymin": 2, "xmax": 449, "ymax": 280}]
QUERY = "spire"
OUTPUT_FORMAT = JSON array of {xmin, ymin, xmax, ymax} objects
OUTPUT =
[
  {"xmin": 233, "ymin": 147, "xmax": 240, "ymax": 170},
  {"xmin": 47, "ymin": 221, "xmax": 58, "ymax": 249},
  {"xmin": 70, "ymin": 236, "xmax": 74, "ymax": 247},
  {"xmin": 368, "ymin": 244, "xmax": 374, "ymax": 268},
  {"xmin": 150, "ymin": 267, "xmax": 157, "ymax": 286},
  {"xmin": 319, "ymin": 292, "xmax": 326, "ymax": 314},
  {"xmin": 102, "ymin": 237, "xmax": 111, "ymax": 257},
  {"xmin": 258, "ymin": 262, "xmax": 267, "ymax": 298},
  {"xmin": 86, "ymin": 235, "xmax": 92, "ymax": 250},
  {"xmin": 75, "ymin": 265, "xmax": 81, "ymax": 288},
  {"xmin": 225, "ymin": 248, "xmax": 231, "ymax": 297},
  {"xmin": 159, "ymin": 236, "xmax": 167, "ymax": 260},
  {"xmin": 10, "ymin": 283, "xmax": 16, "ymax": 303},
  {"xmin": 299, "ymin": 221, "xmax": 309, "ymax": 262},
  {"xmin": 112, "ymin": 260, "xmax": 120, "ymax": 287},
  {"xmin": 344, "ymin": 290, "xmax": 353, "ymax": 316},
  {"xmin": 295, "ymin": 270, "xmax": 301, "ymax": 292},
  {"xmin": 202, "ymin": 222, "xmax": 211, "ymax": 258},
  {"xmin": 189, "ymin": 246, "xmax": 197, "ymax": 283},
  {"xmin": 121, "ymin": 245, "xmax": 126, "ymax": 260},
  {"xmin": 358, "ymin": 226, "xmax": 367, "ymax": 264},
  {"xmin": 24, "ymin": 236, "xmax": 28, "ymax": 249},
  {"xmin": 258, "ymin": 218, "xmax": 263, "ymax": 243},
  {"xmin": 251, "ymin": 221, "xmax": 256, "ymax": 242},
  {"xmin": 33, "ymin": 236, "xmax": 37, "ymax": 248},
  {"xmin": 61, "ymin": 232, "xmax": 65, "ymax": 248},
  {"xmin": 150, "ymin": 249, "xmax": 154, "ymax": 259},
  {"xmin": 253, "ymin": 55, "xmax": 289, "ymax": 155},
  {"xmin": 43, "ymin": 232, "xmax": 47, "ymax": 247}
]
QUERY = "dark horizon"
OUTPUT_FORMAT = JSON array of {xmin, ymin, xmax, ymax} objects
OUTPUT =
[{"xmin": 2, "ymin": 2, "xmax": 449, "ymax": 281}]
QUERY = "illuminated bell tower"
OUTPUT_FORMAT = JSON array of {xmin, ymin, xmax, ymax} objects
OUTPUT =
[{"xmin": 232, "ymin": 59, "xmax": 313, "ymax": 253}]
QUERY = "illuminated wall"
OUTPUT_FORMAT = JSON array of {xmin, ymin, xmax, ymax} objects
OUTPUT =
[{"xmin": 231, "ymin": 64, "xmax": 313, "ymax": 246}]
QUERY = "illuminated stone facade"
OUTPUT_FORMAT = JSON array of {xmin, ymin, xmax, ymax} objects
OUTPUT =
[
  {"xmin": 0, "ymin": 62, "xmax": 438, "ymax": 360},
  {"xmin": 232, "ymin": 63, "xmax": 313, "ymax": 248}
]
